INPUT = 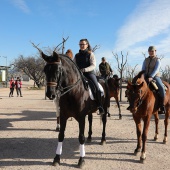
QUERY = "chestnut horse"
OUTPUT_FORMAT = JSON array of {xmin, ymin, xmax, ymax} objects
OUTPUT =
[
  {"xmin": 127, "ymin": 70, "xmax": 170, "ymax": 163},
  {"xmin": 65, "ymin": 49, "xmax": 73, "ymax": 59},
  {"xmin": 42, "ymin": 51, "xmax": 110, "ymax": 168}
]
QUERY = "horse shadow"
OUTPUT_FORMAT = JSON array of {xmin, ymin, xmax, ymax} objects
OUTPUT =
[{"xmin": 0, "ymin": 109, "xmax": 142, "ymax": 167}]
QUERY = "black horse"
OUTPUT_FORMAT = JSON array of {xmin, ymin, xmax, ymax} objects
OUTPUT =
[
  {"xmin": 42, "ymin": 51, "xmax": 110, "ymax": 168},
  {"xmin": 87, "ymin": 75, "xmax": 121, "ymax": 143}
]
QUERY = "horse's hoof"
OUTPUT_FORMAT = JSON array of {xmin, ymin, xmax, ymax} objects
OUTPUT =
[
  {"xmin": 78, "ymin": 157, "xmax": 85, "ymax": 169},
  {"xmin": 55, "ymin": 127, "xmax": 60, "ymax": 132},
  {"xmin": 154, "ymin": 137, "xmax": 158, "ymax": 141},
  {"xmin": 100, "ymin": 140, "xmax": 106, "ymax": 145},
  {"xmin": 119, "ymin": 115, "xmax": 122, "ymax": 120},
  {"xmin": 140, "ymin": 157, "xmax": 146, "ymax": 164},
  {"xmin": 86, "ymin": 137, "xmax": 92, "ymax": 143},
  {"xmin": 163, "ymin": 140, "xmax": 167, "ymax": 144},
  {"xmin": 52, "ymin": 159, "xmax": 60, "ymax": 166}
]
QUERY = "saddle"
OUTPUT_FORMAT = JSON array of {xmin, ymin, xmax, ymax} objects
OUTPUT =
[
  {"xmin": 80, "ymin": 74, "xmax": 105, "ymax": 100},
  {"xmin": 149, "ymin": 80, "xmax": 167, "ymax": 92},
  {"xmin": 87, "ymin": 79, "xmax": 105, "ymax": 100}
]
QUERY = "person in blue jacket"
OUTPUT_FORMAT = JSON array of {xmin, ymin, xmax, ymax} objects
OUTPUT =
[{"xmin": 142, "ymin": 46, "xmax": 165, "ymax": 114}]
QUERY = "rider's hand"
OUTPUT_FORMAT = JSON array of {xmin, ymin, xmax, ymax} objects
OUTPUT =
[{"xmin": 148, "ymin": 77, "xmax": 153, "ymax": 82}]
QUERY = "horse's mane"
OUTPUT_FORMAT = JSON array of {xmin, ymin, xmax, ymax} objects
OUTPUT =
[
  {"xmin": 132, "ymin": 70, "xmax": 145, "ymax": 84},
  {"xmin": 58, "ymin": 54, "xmax": 86, "ymax": 85}
]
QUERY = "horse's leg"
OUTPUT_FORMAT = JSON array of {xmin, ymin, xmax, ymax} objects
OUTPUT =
[
  {"xmin": 107, "ymin": 107, "xmax": 110, "ymax": 117},
  {"xmin": 52, "ymin": 116, "xmax": 67, "ymax": 166},
  {"xmin": 154, "ymin": 112, "xmax": 159, "ymax": 141},
  {"xmin": 100, "ymin": 109, "xmax": 107, "ymax": 145},
  {"xmin": 87, "ymin": 113, "xmax": 93, "ymax": 143},
  {"xmin": 78, "ymin": 116, "xmax": 86, "ymax": 168},
  {"xmin": 56, "ymin": 116, "xmax": 60, "ymax": 132},
  {"xmin": 115, "ymin": 96, "xmax": 122, "ymax": 119},
  {"xmin": 133, "ymin": 116, "xmax": 142, "ymax": 155},
  {"xmin": 140, "ymin": 115, "xmax": 151, "ymax": 163},
  {"xmin": 54, "ymin": 97, "xmax": 60, "ymax": 131},
  {"xmin": 163, "ymin": 107, "xmax": 170, "ymax": 143}
]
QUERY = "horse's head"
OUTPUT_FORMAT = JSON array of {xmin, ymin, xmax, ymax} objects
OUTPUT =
[
  {"xmin": 108, "ymin": 74, "xmax": 121, "ymax": 97},
  {"xmin": 42, "ymin": 51, "xmax": 62, "ymax": 100},
  {"xmin": 127, "ymin": 71, "xmax": 148, "ymax": 113},
  {"xmin": 65, "ymin": 49, "xmax": 73, "ymax": 59}
]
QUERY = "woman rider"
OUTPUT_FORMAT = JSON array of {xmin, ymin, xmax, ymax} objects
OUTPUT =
[
  {"xmin": 142, "ymin": 46, "xmax": 165, "ymax": 114},
  {"xmin": 73, "ymin": 38, "xmax": 104, "ymax": 115}
]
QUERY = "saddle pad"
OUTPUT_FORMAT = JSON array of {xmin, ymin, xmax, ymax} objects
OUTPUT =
[{"xmin": 89, "ymin": 83, "xmax": 105, "ymax": 100}]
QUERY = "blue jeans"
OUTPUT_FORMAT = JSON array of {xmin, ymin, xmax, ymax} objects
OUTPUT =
[
  {"xmin": 83, "ymin": 72, "xmax": 100, "ymax": 91},
  {"xmin": 154, "ymin": 76, "xmax": 165, "ymax": 98}
]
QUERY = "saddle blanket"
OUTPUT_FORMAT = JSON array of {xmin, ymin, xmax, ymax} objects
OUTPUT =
[{"xmin": 89, "ymin": 83, "xmax": 105, "ymax": 100}]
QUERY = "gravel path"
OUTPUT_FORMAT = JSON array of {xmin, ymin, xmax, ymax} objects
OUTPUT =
[{"xmin": 0, "ymin": 82, "xmax": 170, "ymax": 170}]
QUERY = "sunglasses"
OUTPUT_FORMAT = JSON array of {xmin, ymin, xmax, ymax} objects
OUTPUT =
[{"xmin": 79, "ymin": 44, "xmax": 87, "ymax": 46}]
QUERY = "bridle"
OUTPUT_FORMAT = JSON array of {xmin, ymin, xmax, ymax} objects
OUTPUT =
[
  {"xmin": 130, "ymin": 83, "xmax": 147, "ymax": 109},
  {"xmin": 46, "ymin": 61, "xmax": 81, "ymax": 97}
]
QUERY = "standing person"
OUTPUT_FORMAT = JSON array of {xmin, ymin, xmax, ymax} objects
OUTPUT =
[
  {"xmin": 15, "ymin": 77, "xmax": 23, "ymax": 97},
  {"xmin": 142, "ymin": 46, "xmax": 165, "ymax": 114},
  {"xmin": 99, "ymin": 57, "xmax": 113, "ymax": 79},
  {"xmin": 9, "ymin": 78, "xmax": 15, "ymax": 97},
  {"xmin": 73, "ymin": 38, "xmax": 104, "ymax": 115}
]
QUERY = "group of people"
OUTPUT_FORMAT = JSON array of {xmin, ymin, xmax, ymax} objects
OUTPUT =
[
  {"xmin": 73, "ymin": 39, "xmax": 165, "ymax": 115},
  {"xmin": 9, "ymin": 77, "xmax": 23, "ymax": 97}
]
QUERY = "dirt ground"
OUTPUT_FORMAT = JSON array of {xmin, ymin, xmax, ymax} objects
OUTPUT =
[{"xmin": 0, "ymin": 81, "xmax": 170, "ymax": 170}]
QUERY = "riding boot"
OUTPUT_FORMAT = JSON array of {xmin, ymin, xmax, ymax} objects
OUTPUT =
[
  {"xmin": 158, "ymin": 97, "xmax": 166, "ymax": 114},
  {"xmin": 96, "ymin": 90, "xmax": 105, "ymax": 115}
]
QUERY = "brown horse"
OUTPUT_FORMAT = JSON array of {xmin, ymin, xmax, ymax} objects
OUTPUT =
[
  {"xmin": 41, "ymin": 51, "xmax": 110, "ymax": 168},
  {"xmin": 127, "ymin": 70, "xmax": 170, "ymax": 163},
  {"xmin": 108, "ymin": 75, "xmax": 122, "ymax": 119},
  {"xmin": 65, "ymin": 49, "xmax": 73, "ymax": 59},
  {"xmin": 54, "ymin": 49, "xmax": 74, "ymax": 131}
]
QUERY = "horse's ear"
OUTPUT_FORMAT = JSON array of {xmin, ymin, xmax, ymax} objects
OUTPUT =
[
  {"xmin": 53, "ymin": 51, "xmax": 60, "ymax": 62},
  {"xmin": 41, "ymin": 52, "xmax": 49, "ymax": 62},
  {"xmin": 138, "ymin": 70, "xmax": 145, "ymax": 78}
]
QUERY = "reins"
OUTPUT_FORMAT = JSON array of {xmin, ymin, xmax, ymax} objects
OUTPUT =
[
  {"xmin": 131, "ymin": 83, "xmax": 148, "ymax": 109},
  {"xmin": 46, "ymin": 57, "xmax": 81, "ymax": 97}
]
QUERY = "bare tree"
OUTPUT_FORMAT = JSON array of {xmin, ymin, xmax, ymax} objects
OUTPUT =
[
  {"xmin": 12, "ymin": 55, "xmax": 45, "ymax": 88},
  {"xmin": 126, "ymin": 64, "xmax": 138, "ymax": 81},
  {"xmin": 161, "ymin": 65, "xmax": 170, "ymax": 83},
  {"xmin": 112, "ymin": 51, "xmax": 128, "ymax": 101},
  {"xmin": 92, "ymin": 45, "xmax": 100, "ymax": 52}
]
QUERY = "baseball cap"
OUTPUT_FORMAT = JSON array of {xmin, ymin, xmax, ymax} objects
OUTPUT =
[{"xmin": 148, "ymin": 46, "xmax": 156, "ymax": 51}]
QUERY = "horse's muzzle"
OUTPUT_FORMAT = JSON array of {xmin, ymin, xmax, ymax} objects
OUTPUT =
[{"xmin": 46, "ymin": 86, "xmax": 56, "ymax": 100}]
